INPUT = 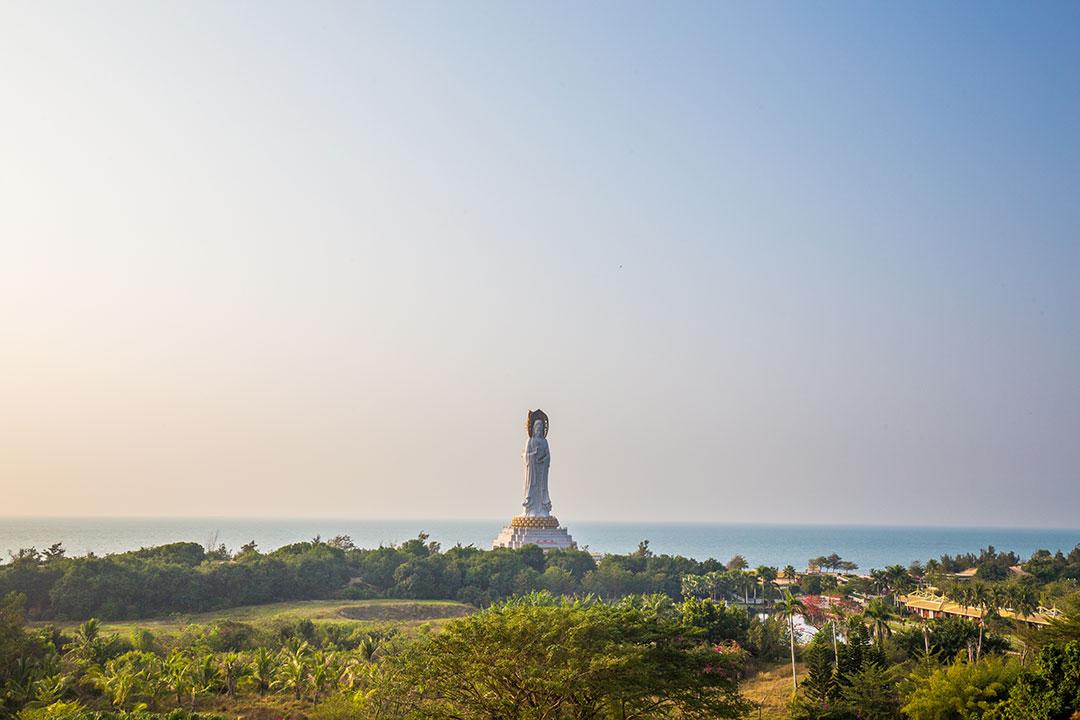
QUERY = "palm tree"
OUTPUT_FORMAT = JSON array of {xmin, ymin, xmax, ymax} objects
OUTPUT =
[
  {"xmin": 829, "ymin": 602, "xmax": 848, "ymax": 669},
  {"xmin": 137, "ymin": 653, "xmax": 167, "ymax": 710},
  {"xmin": 274, "ymin": 645, "xmax": 310, "ymax": 701},
  {"xmin": 756, "ymin": 566, "xmax": 778, "ymax": 607},
  {"xmin": 706, "ymin": 571, "xmax": 724, "ymax": 601},
  {"xmin": 776, "ymin": 591, "xmax": 806, "ymax": 690},
  {"xmin": 974, "ymin": 583, "xmax": 1008, "ymax": 662},
  {"xmin": 247, "ymin": 647, "xmax": 275, "ymax": 695},
  {"xmin": 31, "ymin": 674, "xmax": 68, "ymax": 707},
  {"xmin": 966, "ymin": 583, "xmax": 994, "ymax": 662},
  {"xmin": 339, "ymin": 655, "xmax": 372, "ymax": 691},
  {"xmin": 1009, "ymin": 583, "xmax": 1038, "ymax": 621},
  {"xmin": 680, "ymin": 574, "xmax": 703, "ymax": 600},
  {"xmin": 945, "ymin": 583, "xmax": 978, "ymax": 662},
  {"xmin": 356, "ymin": 634, "xmax": 381, "ymax": 663},
  {"xmin": 161, "ymin": 651, "xmax": 190, "ymax": 707},
  {"xmin": 885, "ymin": 564, "xmax": 913, "ymax": 605},
  {"xmin": 218, "ymin": 652, "xmax": 248, "ymax": 697},
  {"xmin": 1008, "ymin": 583, "xmax": 1039, "ymax": 664},
  {"xmin": 69, "ymin": 619, "xmax": 104, "ymax": 666},
  {"xmin": 863, "ymin": 599, "xmax": 894, "ymax": 652},
  {"xmin": 917, "ymin": 612, "xmax": 932, "ymax": 658},
  {"xmin": 87, "ymin": 659, "xmax": 140, "ymax": 710},
  {"xmin": 307, "ymin": 650, "xmax": 338, "ymax": 705},
  {"xmin": 188, "ymin": 652, "xmax": 219, "ymax": 710}
]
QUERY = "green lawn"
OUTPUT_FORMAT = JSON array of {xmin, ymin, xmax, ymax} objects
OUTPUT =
[{"xmin": 34, "ymin": 598, "xmax": 475, "ymax": 636}]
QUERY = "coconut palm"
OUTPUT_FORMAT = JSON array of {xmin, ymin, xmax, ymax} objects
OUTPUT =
[
  {"xmin": 87, "ymin": 659, "xmax": 140, "ymax": 710},
  {"xmin": 356, "ymin": 634, "xmax": 381, "ymax": 663},
  {"xmin": 7, "ymin": 657, "xmax": 43, "ymax": 707},
  {"xmin": 187, "ymin": 652, "xmax": 219, "ymax": 710},
  {"xmin": 274, "ymin": 645, "xmax": 309, "ymax": 701},
  {"xmin": 218, "ymin": 652, "xmax": 248, "ymax": 697},
  {"xmin": 967, "ymin": 583, "xmax": 993, "ymax": 662},
  {"xmin": 1009, "ymin": 583, "xmax": 1038, "ymax": 621},
  {"xmin": 246, "ymin": 647, "xmax": 275, "ymax": 695},
  {"xmin": 339, "ymin": 655, "xmax": 371, "ymax": 691},
  {"xmin": 974, "ymin": 583, "xmax": 1009, "ymax": 662},
  {"xmin": 1008, "ymin": 583, "xmax": 1040, "ymax": 664},
  {"xmin": 705, "ymin": 571, "xmax": 723, "ymax": 601},
  {"xmin": 828, "ymin": 603, "xmax": 848, "ymax": 669},
  {"xmin": 160, "ymin": 651, "xmax": 190, "ymax": 708},
  {"xmin": 307, "ymin": 650, "xmax": 338, "ymax": 704},
  {"xmin": 776, "ymin": 591, "xmax": 806, "ymax": 690},
  {"xmin": 31, "ymin": 674, "xmax": 69, "ymax": 707},
  {"xmin": 863, "ymin": 599, "xmax": 895, "ymax": 652},
  {"xmin": 133, "ymin": 652, "xmax": 166, "ymax": 709},
  {"xmin": 68, "ymin": 619, "xmax": 105, "ymax": 666},
  {"xmin": 756, "ymin": 566, "xmax": 778, "ymax": 607},
  {"xmin": 680, "ymin": 574, "xmax": 703, "ymax": 600},
  {"xmin": 885, "ymin": 564, "xmax": 913, "ymax": 604}
]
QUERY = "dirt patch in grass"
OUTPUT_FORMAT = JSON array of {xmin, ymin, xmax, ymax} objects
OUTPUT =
[{"xmin": 336, "ymin": 602, "xmax": 475, "ymax": 622}]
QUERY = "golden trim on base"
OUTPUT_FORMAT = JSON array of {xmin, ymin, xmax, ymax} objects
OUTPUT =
[{"xmin": 510, "ymin": 515, "xmax": 560, "ymax": 529}]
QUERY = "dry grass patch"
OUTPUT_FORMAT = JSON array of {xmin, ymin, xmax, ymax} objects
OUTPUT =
[{"xmin": 740, "ymin": 662, "xmax": 802, "ymax": 719}]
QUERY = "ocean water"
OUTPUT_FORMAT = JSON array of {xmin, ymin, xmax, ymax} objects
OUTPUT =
[{"xmin": 1, "ymin": 517, "xmax": 1077, "ymax": 571}]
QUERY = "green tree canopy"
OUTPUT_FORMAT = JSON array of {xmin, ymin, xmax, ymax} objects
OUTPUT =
[{"xmin": 371, "ymin": 593, "xmax": 751, "ymax": 720}]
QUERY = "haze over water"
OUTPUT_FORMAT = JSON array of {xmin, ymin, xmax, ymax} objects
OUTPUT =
[
  {"xmin": 2, "ymin": 518, "xmax": 1076, "ymax": 572},
  {"xmin": 3, "ymin": 3, "xmax": 1079, "ymax": 530}
]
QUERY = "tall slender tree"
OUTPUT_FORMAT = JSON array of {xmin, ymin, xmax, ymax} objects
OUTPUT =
[{"xmin": 776, "ymin": 591, "xmax": 806, "ymax": 690}]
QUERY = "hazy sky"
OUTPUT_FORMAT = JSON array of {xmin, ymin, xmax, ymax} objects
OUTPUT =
[{"xmin": 2, "ymin": 2, "xmax": 1078, "ymax": 527}]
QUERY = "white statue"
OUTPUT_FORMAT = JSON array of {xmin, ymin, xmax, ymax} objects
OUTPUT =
[{"xmin": 522, "ymin": 409, "xmax": 552, "ymax": 516}]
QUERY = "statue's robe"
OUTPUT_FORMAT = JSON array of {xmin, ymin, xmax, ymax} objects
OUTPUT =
[{"xmin": 522, "ymin": 435, "xmax": 552, "ymax": 516}]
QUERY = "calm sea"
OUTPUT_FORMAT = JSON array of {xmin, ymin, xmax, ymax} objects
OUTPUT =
[{"xmin": 1, "ymin": 518, "xmax": 1077, "ymax": 571}]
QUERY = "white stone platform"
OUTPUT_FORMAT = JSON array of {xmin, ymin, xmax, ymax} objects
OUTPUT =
[{"xmin": 493, "ymin": 516, "xmax": 576, "ymax": 551}]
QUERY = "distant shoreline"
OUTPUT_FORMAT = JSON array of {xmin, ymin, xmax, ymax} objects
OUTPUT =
[{"xmin": 2, "ymin": 517, "xmax": 1077, "ymax": 571}]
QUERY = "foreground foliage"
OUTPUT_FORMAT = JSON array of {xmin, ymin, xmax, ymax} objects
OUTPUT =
[
  {"xmin": 902, "ymin": 657, "xmax": 1019, "ymax": 719},
  {"xmin": 371, "ymin": 594, "xmax": 751, "ymax": 720},
  {"xmin": 0, "ymin": 591, "xmax": 754, "ymax": 720}
]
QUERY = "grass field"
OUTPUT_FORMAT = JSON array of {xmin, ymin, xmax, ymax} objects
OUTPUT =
[
  {"xmin": 740, "ymin": 662, "xmax": 801, "ymax": 720},
  {"xmin": 35, "ymin": 598, "xmax": 475, "ymax": 636}
]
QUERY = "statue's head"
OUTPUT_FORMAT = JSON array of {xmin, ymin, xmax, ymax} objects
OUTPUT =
[{"xmin": 527, "ymin": 409, "xmax": 549, "ymax": 437}]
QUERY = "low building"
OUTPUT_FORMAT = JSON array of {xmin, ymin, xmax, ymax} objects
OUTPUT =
[{"xmin": 900, "ymin": 588, "xmax": 1062, "ymax": 626}]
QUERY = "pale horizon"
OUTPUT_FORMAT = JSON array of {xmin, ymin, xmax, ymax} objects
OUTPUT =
[
  {"xmin": 1, "ymin": 513, "xmax": 1078, "ymax": 534},
  {"xmin": 3, "ymin": 3, "xmax": 1079, "ymax": 528}
]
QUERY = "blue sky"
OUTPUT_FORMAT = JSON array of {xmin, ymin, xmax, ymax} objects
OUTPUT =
[{"xmin": 1, "ymin": 2, "xmax": 1078, "ymax": 527}]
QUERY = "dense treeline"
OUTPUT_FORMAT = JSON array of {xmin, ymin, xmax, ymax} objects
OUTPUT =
[
  {"xmin": 0, "ymin": 541, "xmax": 350, "ymax": 620},
  {"xmin": 0, "ymin": 536, "xmax": 728, "ymax": 621},
  {"xmin": 3, "ymin": 536, "xmax": 1079, "ymax": 622}
]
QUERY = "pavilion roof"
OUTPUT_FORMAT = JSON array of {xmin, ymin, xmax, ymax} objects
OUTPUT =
[{"xmin": 900, "ymin": 589, "xmax": 1062, "ymax": 626}]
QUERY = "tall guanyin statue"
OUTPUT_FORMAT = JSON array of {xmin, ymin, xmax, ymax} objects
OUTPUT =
[
  {"xmin": 492, "ymin": 408, "xmax": 576, "ymax": 550},
  {"xmin": 522, "ymin": 409, "xmax": 552, "ymax": 516}
]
